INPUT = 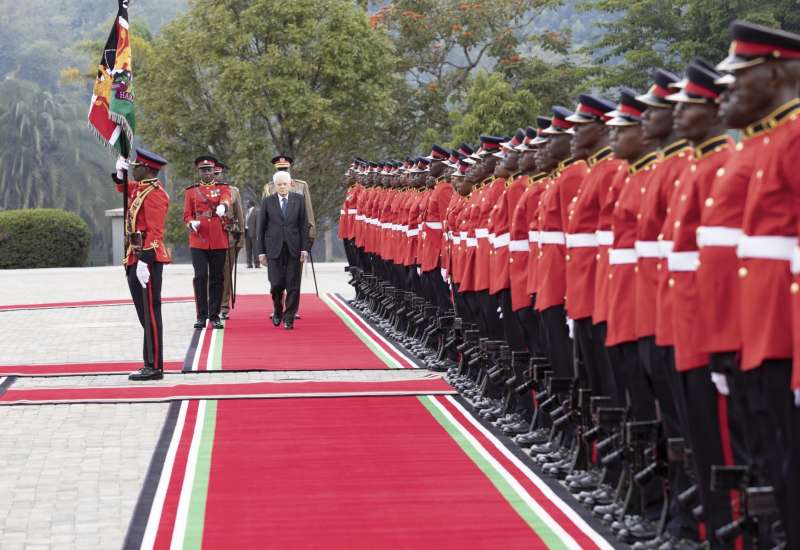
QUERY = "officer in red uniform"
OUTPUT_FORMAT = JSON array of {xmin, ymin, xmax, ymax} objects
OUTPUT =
[
  {"xmin": 717, "ymin": 20, "xmax": 800, "ymax": 547},
  {"xmin": 113, "ymin": 148, "xmax": 171, "ymax": 381},
  {"xmin": 184, "ymin": 155, "xmax": 232, "ymax": 330}
]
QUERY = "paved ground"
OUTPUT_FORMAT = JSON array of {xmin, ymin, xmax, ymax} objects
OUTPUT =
[{"xmin": 0, "ymin": 262, "xmax": 355, "ymax": 548}]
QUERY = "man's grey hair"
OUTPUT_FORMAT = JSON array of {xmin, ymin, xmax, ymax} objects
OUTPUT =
[{"xmin": 273, "ymin": 171, "xmax": 292, "ymax": 185}]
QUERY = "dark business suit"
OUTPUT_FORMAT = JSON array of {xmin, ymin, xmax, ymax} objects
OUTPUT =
[
  {"xmin": 244, "ymin": 206, "xmax": 259, "ymax": 268},
  {"xmin": 257, "ymin": 192, "xmax": 310, "ymax": 321}
]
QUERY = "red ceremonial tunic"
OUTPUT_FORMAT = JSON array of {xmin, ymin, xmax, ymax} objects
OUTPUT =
[
  {"xmin": 474, "ymin": 178, "xmax": 504, "ymax": 291},
  {"xmin": 449, "ymin": 196, "xmax": 468, "ymax": 286},
  {"xmin": 490, "ymin": 174, "xmax": 527, "ymax": 295},
  {"xmin": 593, "ymin": 164, "xmax": 626, "ymax": 325},
  {"xmin": 525, "ymin": 175, "xmax": 548, "ymax": 297},
  {"xmin": 606, "ymin": 152, "xmax": 658, "ymax": 347},
  {"xmin": 509, "ymin": 176, "xmax": 536, "ymax": 311},
  {"xmin": 739, "ymin": 100, "xmax": 800, "ymax": 371},
  {"xmin": 668, "ymin": 136, "xmax": 732, "ymax": 372},
  {"xmin": 442, "ymin": 194, "xmax": 462, "ymax": 283},
  {"xmin": 407, "ymin": 189, "xmax": 429, "ymax": 266},
  {"xmin": 565, "ymin": 148, "xmax": 617, "ymax": 321},
  {"xmin": 535, "ymin": 159, "xmax": 587, "ymax": 312},
  {"xmin": 636, "ymin": 141, "xmax": 690, "ymax": 339},
  {"xmin": 697, "ymin": 136, "xmax": 763, "ymax": 354},
  {"xmin": 459, "ymin": 187, "xmax": 484, "ymax": 292},
  {"xmin": 420, "ymin": 180, "xmax": 454, "ymax": 273},
  {"xmin": 116, "ymin": 178, "xmax": 172, "ymax": 266},
  {"xmin": 183, "ymin": 182, "xmax": 232, "ymax": 250}
]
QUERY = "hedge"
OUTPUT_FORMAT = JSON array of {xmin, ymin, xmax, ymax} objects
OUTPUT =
[{"xmin": 0, "ymin": 209, "xmax": 91, "ymax": 269}]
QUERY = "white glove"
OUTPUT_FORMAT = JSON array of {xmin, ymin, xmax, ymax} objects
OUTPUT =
[
  {"xmin": 300, "ymin": 250, "xmax": 309, "ymax": 263},
  {"xmin": 115, "ymin": 156, "xmax": 130, "ymax": 179},
  {"xmin": 566, "ymin": 317, "xmax": 574, "ymax": 340},
  {"xmin": 794, "ymin": 389, "xmax": 800, "ymax": 408},
  {"xmin": 711, "ymin": 372, "xmax": 730, "ymax": 396},
  {"xmin": 189, "ymin": 220, "xmax": 201, "ymax": 232},
  {"xmin": 136, "ymin": 261, "xmax": 150, "ymax": 288},
  {"xmin": 215, "ymin": 204, "xmax": 227, "ymax": 217}
]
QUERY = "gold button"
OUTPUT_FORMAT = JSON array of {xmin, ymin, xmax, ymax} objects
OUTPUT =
[
  {"xmin": 634, "ymin": 266, "xmax": 639, "ymax": 273},
  {"xmin": 716, "ymin": 168, "xmax": 725, "ymax": 177},
  {"xmin": 641, "ymin": 187, "xmax": 646, "ymax": 194},
  {"xmin": 625, "ymin": 177, "xmax": 631, "ymax": 183},
  {"xmin": 668, "ymin": 278, "xmax": 675, "ymax": 287},
  {"xmin": 691, "ymin": 165, "xmax": 697, "ymax": 173},
  {"xmin": 738, "ymin": 267, "xmax": 748, "ymax": 278},
  {"xmin": 572, "ymin": 196, "xmax": 578, "ymax": 203},
  {"xmin": 637, "ymin": 213, "xmax": 642, "ymax": 220},
  {"xmin": 756, "ymin": 169, "xmax": 764, "ymax": 179},
  {"xmin": 609, "ymin": 273, "xmax": 613, "ymax": 279},
  {"xmin": 792, "ymin": 282, "xmax": 799, "ymax": 294},
  {"xmin": 596, "ymin": 253, "xmax": 601, "ymax": 260},
  {"xmin": 674, "ymin": 221, "xmax": 681, "ymax": 228},
  {"xmin": 764, "ymin": 137, "xmax": 770, "ymax": 145},
  {"xmin": 736, "ymin": 142, "xmax": 744, "ymax": 151},
  {"xmin": 674, "ymin": 179, "xmax": 680, "ymax": 188},
  {"xmin": 510, "ymin": 258, "xmax": 514, "ymax": 263},
  {"xmin": 705, "ymin": 197, "xmax": 714, "ymax": 208},
  {"xmin": 657, "ymin": 263, "xmax": 662, "ymax": 271},
  {"xmin": 658, "ymin": 233, "xmax": 664, "ymax": 240},
  {"xmin": 566, "ymin": 254, "xmax": 571, "ymax": 261},
  {"xmin": 539, "ymin": 252, "xmax": 543, "ymax": 258},
  {"xmin": 614, "ymin": 201, "xmax": 620, "ymax": 208},
  {"xmin": 680, "ymin": 194, "xmax": 687, "ymax": 202}
]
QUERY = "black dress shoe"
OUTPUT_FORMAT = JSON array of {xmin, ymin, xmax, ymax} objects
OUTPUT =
[
  {"xmin": 220, "ymin": 312, "xmax": 229, "ymax": 320},
  {"xmin": 284, "ymin": 319, "xmax": 294, "ymax": 330},
  {"xmin": 210, "ymin": 318, "xmax": 224, "ymax": 329},
  {"xmin": 294, "ymin": 314, "xmax": 301, "ymax": 320},
  {"xmin": 272, "ymin": 313, "xmax": 282, "ymax": 327},
  {"xmin": 193, "ymin": 318, "xmax": 207, "ymax": 329},
  {"xmin": 129, "ymin": 366, "xmax": 163, "ymax": 381}
]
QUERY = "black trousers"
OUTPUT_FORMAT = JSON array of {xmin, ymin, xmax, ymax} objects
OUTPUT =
[
  {"xmin": 607, "ymin": 340, "xmax": 656, "ymax": 421},
  {"xmin": 539, "ymin": 304, "xmax": 574, "ymax": 379},
  {"xmin": 245, "ymin": 234, "xmax": 258, "ymax": 268},
  {"xmin": 495, "ymin": 288, "xmax": 526, "ymax": 351},
  {"xmin": 574, "ymin": 318, "xmax": 601, "ymax": 394},
  {"xmin": 422, "ymin": 269, "xmax": 452, "ymax": 310},
  {"xmin": 343, "ymin": 238, "xmax": 358, "ymax": 268},
  {"xmin": 191, "ymin": 247, "xmax": 227, "ymax": 321},
  {"xmin": 515, "ymin": 303, "xmax": 543, "ymax": 356},
  {"xmin": 477, "ymin": 289, "xmax": 504, "ymax": 341},
  {"xmin": 742, "ymin": 361, "xmax": 800, "ymax": 550},
  {"xmin": 638, "ymin": 337, "xmax": 696, "ymax": 540},
  {"xmin": 268, "ymin": 243, "xmax": 302, "ymax": 321},
  {"xmin": 126, "ymin": 259, "xmax": 164, "ymax": 370}
]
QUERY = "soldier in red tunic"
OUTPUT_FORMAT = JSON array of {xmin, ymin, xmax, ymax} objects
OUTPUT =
[
  {"xmin": 184, "ymin": 155, "xmax": 232, "ymax": 330},
  {"xmin": 113, "ymin": 148, "xmax": 171, "ymax": 381}
]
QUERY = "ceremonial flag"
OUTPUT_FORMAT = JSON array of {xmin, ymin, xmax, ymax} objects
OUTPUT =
[{"xmin": 88, "ymin": 0, "xmax": 135, "ymax": 159}]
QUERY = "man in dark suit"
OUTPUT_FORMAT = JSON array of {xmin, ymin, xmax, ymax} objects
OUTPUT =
[
  {"xmin": 257, "ymin": 171, "xmax": 311, "ymax": 329},
  {"xmin": 244, "ymin": 199, "xmax": 259, "ymax": 268}
]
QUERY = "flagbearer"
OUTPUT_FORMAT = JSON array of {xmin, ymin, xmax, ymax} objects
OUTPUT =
[
  {"xmin": 184, "ymin": 155, "xmax": 232, "ymax": 330},
  {"xmin": 113, "ymin": 148, "xmax": 171, "ymax": 381}
]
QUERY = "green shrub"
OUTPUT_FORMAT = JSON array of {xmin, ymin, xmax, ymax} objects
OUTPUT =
[{"xmin": 0, "ymin": 209, "xmax": 91, "ymax": 268}]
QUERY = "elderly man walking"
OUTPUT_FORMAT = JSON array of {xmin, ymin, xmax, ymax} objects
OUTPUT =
[{"xmin": 257, "ymin": 171, "xmax": 311, "ymax": 330}]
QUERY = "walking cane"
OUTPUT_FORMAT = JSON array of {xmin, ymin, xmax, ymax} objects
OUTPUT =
[
  {"xmin": 232, "ymin": 249, "xmax": 238, "ymax": 309},
  {"xmin": 309, "ymin": 252, "xmax": 319, "ymax": 296}
]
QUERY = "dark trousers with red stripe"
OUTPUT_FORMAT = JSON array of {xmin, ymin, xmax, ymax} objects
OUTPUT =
[
  {"xmin": 742, "ymin": 360, "xmax": 800, "ymax": 550},
  {"xmin": 126, "ymin": 259, "xmax": 164, "ymax": 370},
  {"xmin": 680, "ymin": 366, "xmax": 743, "ymax": 549},
  {"xmin": 191, "ymin": 247, "xmax": 226, "ymax": 321}
]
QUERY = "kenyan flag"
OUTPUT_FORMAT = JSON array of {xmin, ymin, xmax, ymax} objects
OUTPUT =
[{"xmin": 88, "ymin": 0, "xmax": 135, "ymax": 159}]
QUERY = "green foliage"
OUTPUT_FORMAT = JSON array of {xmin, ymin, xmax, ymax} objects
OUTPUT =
[
  {"xmin": 0, "ymin": 209, "xmax": 91, "ymax": 268},
  {"xmin": 450, "ymin": 71, "xmax": 541, "ymax": 146},
  {"xmin": 579, "ymin": 0, "xmax": 800, "ymax": 90},
  {"xmin": 136, "ymin": 0, "xmax": 399, "ymax": 230},
  {"xmin": 164, "ymin": 199, "xmax": 189, "ymax": 249}
]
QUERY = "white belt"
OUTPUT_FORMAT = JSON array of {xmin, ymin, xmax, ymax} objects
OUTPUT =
[
  {"xmin": 737, "ymin": 235, "xmax": 798, "ymax": 261},
  {"xmin": 596, "ymin": 230, "xmax": 613, "ymax": 246},
  {"xmin": 528, "ymin": 230, "xmax": 539, "ymax": 243},
  {"xmin": 466, "ymin": 238, "xmax": 478, "ymax": 247},
  {"xmin": 634, "ymin": 241, "xmax": 660, "ymax": 258},
  {"xmin": 609, "ymin": 248, "xmax": 637, "ymax": 265},
  {"xmin": 407, "ymin": 228, "xmax": 420, "ymax": 237},
  {"xmin": 668, "ymin": 251, "xmax": 700, "ymax": 272},
  {"xmin": 566, "ymin": 233, "xmax": 598, "ymax": 248},
  {"xmin": 793, "ymin": 247, "xmax": 800, "ymax": 275},
  {"xmin": 444, "ymin": 232, "xmax": 450, "ymax": 242},
  {"xmin": 509, "ymin": 239, "xmax": 529, "ymax": 252},
  {"xmin": 453, "ymin": 237, "xmax": 462, "ymax": 245},
  {"xmin": 493, "ymin": 233, "xmax": 510, "ymax": 248},
  {"xmin": 697, "ymin": 226, "xmax": 742, "ymax": 247},
  {"xmin": 369, "ymin": 218, "xmax": 378, "ymax": 225},
  {"xmin": 475, "ymin": 228, "xmax": 490, "ymax": 239},
  {"xmin": 425, "ymin": 221, "xmax": 443, "ymax": 230},
  {"xmin": 658, "ymin": 240, "xmax": 674, "ymax": 258},
  {"xmin": 340, "ymin": 209, "xmax": 346, "ymax": 215},
  {"xmin": 539, "ymin": 231, "xmax": 566, "ymax": 245},
  {"xmin": 347, "ymin": 209, "xmax": 357, "ymax": 215},
  {"xmin": 355, "ymin": 215, "xmax": 365, "ymax": 221},
  {"xmin": 459, "ymin": 231, "xmax": 468, "ymax": 240}
]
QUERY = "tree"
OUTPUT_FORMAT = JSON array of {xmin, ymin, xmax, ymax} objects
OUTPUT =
[
  {"xmin": 135, "ymin": 0, "xmax": 399, "ymax": 229},
  {"xmin": 579, "ymin": 0, "xmax": 800, "ymax": 89}
]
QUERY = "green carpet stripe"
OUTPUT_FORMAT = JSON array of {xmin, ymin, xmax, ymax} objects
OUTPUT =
[
  {"xmin": 418, "ymin": 396, "xmax": 567, "ymax": 549},
  {"xmin": 321, "ymin": 294, "xmax": 402, "ymax": 369},
  {"xmin": 211, "ymin": 328, "xmax": 224, "ymax": 371},
  {"xmin": 183, "ymin": 400, "xmax": 218, "ymax": 549}
]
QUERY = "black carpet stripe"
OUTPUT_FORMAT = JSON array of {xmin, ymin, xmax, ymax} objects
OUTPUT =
[
  {"xmin": 181, "ymin": 328, "xmax": 203, "ymax": 372},
  {"xmin": 0, "ymin": 376, "xmax": 17, "ymax": 397}
]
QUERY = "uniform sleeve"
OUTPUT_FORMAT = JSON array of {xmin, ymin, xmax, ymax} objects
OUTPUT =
[{"xmin": 183, "ymin": 189, "xmax": 194, "ymax": 225}]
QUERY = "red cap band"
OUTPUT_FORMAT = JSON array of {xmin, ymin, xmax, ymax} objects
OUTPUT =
[
  {"xmin": 684, "ymin": 81, "xmax": 719, "ymax": 99},
  {"xmin": 732, "ymin": 40, "xmax": 800, "ymax": 60},
  {"xmin": 618, "ymin": 103, "xmax": 643, "ymax": 118}
]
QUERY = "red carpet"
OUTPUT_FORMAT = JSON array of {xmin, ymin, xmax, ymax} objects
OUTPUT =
[
  {"xmin": 218, "ymin": 295, "xmax": 392, "ymax": 371},
  {"xmin": 0, "ymin": 378, "xmax": 454, "ymax": 405},
  {"xmin": 0, "ymin": 361, "xmax": 182, "ymax": 377},
  {"xmin": 201, "ymin": 397, "xmax": 547, "ymax": 549}
]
